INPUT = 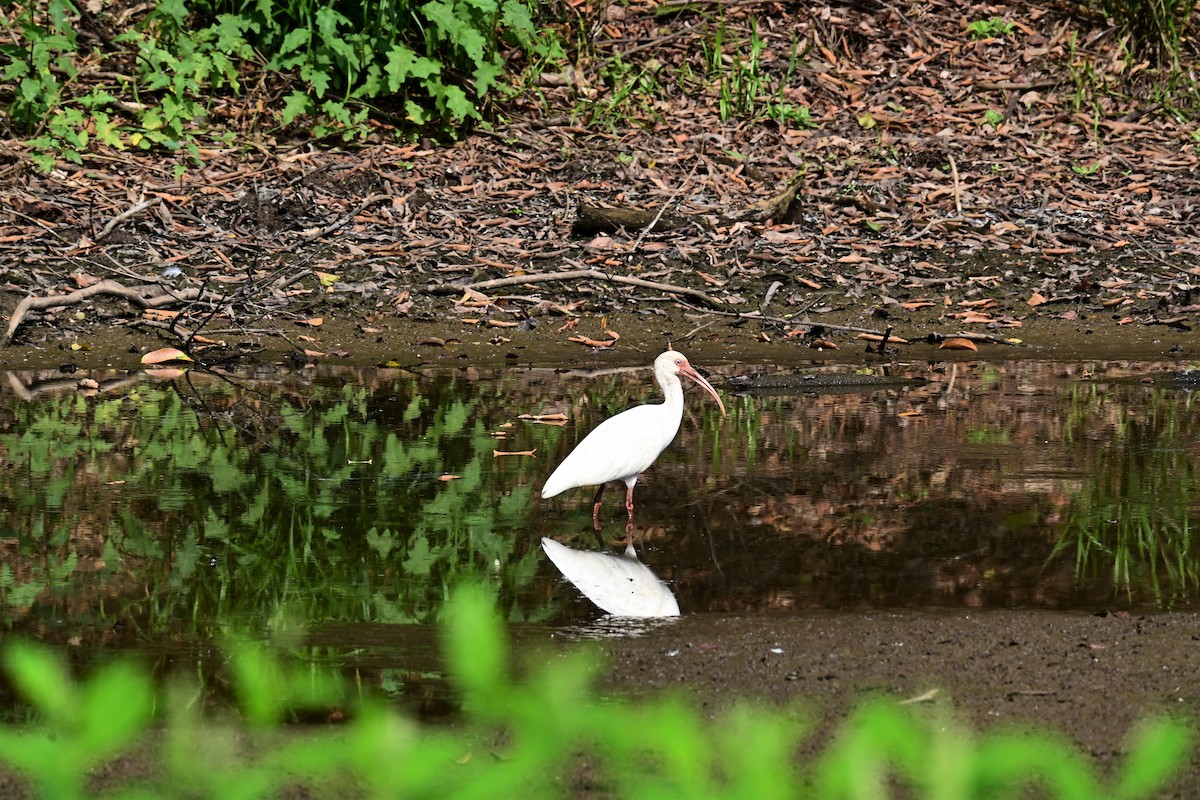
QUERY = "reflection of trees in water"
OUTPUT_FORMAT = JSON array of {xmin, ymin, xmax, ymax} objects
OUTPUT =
[
  {"xmin": 681, "ymin": 361, "xmax": 1200, "ymax": 611},
  {"xmin": 1, "ymin": 359, "xmax": 1197, "ymax": 647}
]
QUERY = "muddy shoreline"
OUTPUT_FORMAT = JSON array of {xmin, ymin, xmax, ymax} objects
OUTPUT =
[{"xmin": 588, "ymin": 609, "xmax": 1200, "ymax": 796}]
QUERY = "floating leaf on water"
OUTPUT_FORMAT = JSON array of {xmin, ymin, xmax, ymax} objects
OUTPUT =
[
  {"xmin": 493, "ymin": 449, "xmax": 536, "ymax": 457},
  {"xmin": 939, "ymin": 338, "xmax": 979, "ymax": 351},
  {"xmin": 77, "ymin": 378, "xmax": 99, "ymax": 390},
  {"xmin": 438, "ymin": 475, "xmax": 462, "ymax": 482},
  {"xmin": 810, "ymin": 338, "xmax": 838, "ymax": 349},
  {"xmin": 141, "ymin": 347, "xmax": 193, "ymax": 364}
]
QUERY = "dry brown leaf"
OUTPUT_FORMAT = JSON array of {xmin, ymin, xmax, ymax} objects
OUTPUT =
[
  {"xmin": 810, "ymin": 338, "xmax": 839, "ymax": 349},
  {"xmin": 900, "ymin": 301, "xmax": 935, "ymax": 310},
  {"xmin": 141, "ymin": 347, "xmax": 193, "ymax": 365},
  {"xmin": 299, "ymin": 317, "xmax": 324, "ymax": 327},
  {"xmin": 960, "ymin": 312, "xmax": 995, "ymax": 324},
  {"xmin": 939, "ymin": 337, "xmax": 979, "ymax": 351},
  {"xmin": 898, "ymin": 410, "xmax": 924, "ymax": 417},
  {"xmin": 493, "ymin": 449, "xmax": 537, "ymax": 457},
  {"xmin": 855, "ymin": 333, "xmax": 911, "ymax": 344},
  {"xmin": 142, "ymin": 308, "xmax": 180, "ymax": 321},
  {"xmin": 486, "ymin": 320, "xmax": 519, "ymax": 328},
  {"xmin": 1027, "ymin": 292, "xmax": 1047, "ymax": 306}
]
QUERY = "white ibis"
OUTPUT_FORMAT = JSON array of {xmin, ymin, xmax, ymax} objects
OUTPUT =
[{"xmin": 541, "ymin": 350, "xmax": 726, "ymax": 532}]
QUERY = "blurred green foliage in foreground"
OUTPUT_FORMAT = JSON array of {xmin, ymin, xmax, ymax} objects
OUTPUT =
[{"xmin": 0, "ymin": 584, "xmax": 1192, "ymax": 799}]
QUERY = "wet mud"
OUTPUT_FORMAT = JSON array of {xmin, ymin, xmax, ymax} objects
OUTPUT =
[{"xmin": 590, "ymin": 609, "xmax": 1200, "ymax": 796}]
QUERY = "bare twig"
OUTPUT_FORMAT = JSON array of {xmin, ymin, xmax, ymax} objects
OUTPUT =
[
  {"xmin": 428, "ymin": 268, "xmax": 730, "ymax": 310},
  {"xmin": 94, "ymin": 197, "xmax": 162, "ymax": 242},
  {"xmin": 631, "ymin": 163, "xmax": 698, "ymax": 252},
  {"xmin": 948, "ymin": 154, "xmax": 962, "ymax": 216},
  {"xmin": 301, "ymin": 193, "xmax": 393, "ymax": 241}
]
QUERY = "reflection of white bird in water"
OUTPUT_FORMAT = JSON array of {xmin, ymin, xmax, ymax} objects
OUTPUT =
[
  {"xmin": 541, "ymin": 537, "xmax": 680, "ymax": 617},
  {"xmin": 541, "ymin": 350, "xmax": 726, "ymax": 534}
]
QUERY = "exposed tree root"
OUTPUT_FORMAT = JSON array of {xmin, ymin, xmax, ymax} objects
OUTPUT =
[{"xmin": 2, "ymin": 280, "xmax": 204, "ymax": 347}]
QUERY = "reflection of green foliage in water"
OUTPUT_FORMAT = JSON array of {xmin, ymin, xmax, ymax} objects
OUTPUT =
[
  {"xmin": 1052, "ymin": 385, "xmax": 1200, "ymax": 606},
  {"xmin": 0, "ymin": 375, "xmax": 546, "ymax": 631}
]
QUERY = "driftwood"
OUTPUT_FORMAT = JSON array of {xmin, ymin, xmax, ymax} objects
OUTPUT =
[
  {"xmin": 718, "ymin": 169, "xmax": 805, "ymax": 225},
  {"xmin": 2, "ymin": 280, "xmax": 204, "ymax": 346},
  {"xmin": 571, "ymin": 169, "xmax": 805, "ymax": 237},
  {"xmin": 571, "ymin": 202, "xmax": 698, "ymax": 237}
]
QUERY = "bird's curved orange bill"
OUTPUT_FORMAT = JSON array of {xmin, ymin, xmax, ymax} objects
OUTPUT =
[{"xmin": 681, "ymin": 364, "xmax": 726, "ymax": 417}]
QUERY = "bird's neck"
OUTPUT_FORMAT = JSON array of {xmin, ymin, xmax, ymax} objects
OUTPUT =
[{"xmin": 657, "ymin": 372, "xmax": 684, "ymax": 413}]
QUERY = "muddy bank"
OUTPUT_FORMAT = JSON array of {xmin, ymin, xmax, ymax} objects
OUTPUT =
[
  {"xmin": 0, "ymin": 295, "xmax": 1196, "ymax": 374},
  {"xmin": 591, "ymin": 609, "xmax": 1200, "ymax": 796}
]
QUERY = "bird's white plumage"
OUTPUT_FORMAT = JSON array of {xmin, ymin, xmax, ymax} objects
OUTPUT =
[
  {"xmin": 541, "ymin": 350, "xmax": 723, "ymax": 504},
  {"xmin": 541, "ymin": 400, "xmax": 681, "ymax": 498}
]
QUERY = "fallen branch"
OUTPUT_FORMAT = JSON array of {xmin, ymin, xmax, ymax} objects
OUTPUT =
[
  {"xmin": 93, "ymin": 197, "xmax": 162, "ymax": 242},
  {"xmin": 427, "ymin": 269, "xmax": 730, "ymax": 310},
  {"xmin": 2, "ymin": 280, "xmax": 204, "ymax": 346}
]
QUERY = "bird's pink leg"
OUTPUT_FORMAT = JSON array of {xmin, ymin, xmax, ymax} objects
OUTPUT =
[
  {"xmin": 591, "ymin": 483, "xmax": 606, "ymax": 531},
  {"xmin": 624, "ymin": 484, "xmax": 636, "ymax": 523},
  {"xmin": 624, "ymin": 517, "xmax": 635, "ymax": 548}
]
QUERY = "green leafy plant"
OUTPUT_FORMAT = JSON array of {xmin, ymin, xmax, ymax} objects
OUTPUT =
[
  {"xmin": 982, "ymin": 108, "xmax": 1005, "ymax": 128},
  {"xmin": 1, "ymin": 0, "xmax": 560, "ymax": 170},
  {"xmin": 0, "ymin": 585, "xmax": 1192, "ymax": 798},
  {"xmin": 1088, "ymin": 0, "xmax": 1195, "ymax": 64},
  {"xmin": 966, "ymin": 17, "xmax": 1016, "ymax": 39}
]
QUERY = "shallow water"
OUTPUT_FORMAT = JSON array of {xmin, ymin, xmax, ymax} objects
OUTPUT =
[{"xmin": 2, "ymin": 357, "xmax": 1197, "ymax": 652}]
